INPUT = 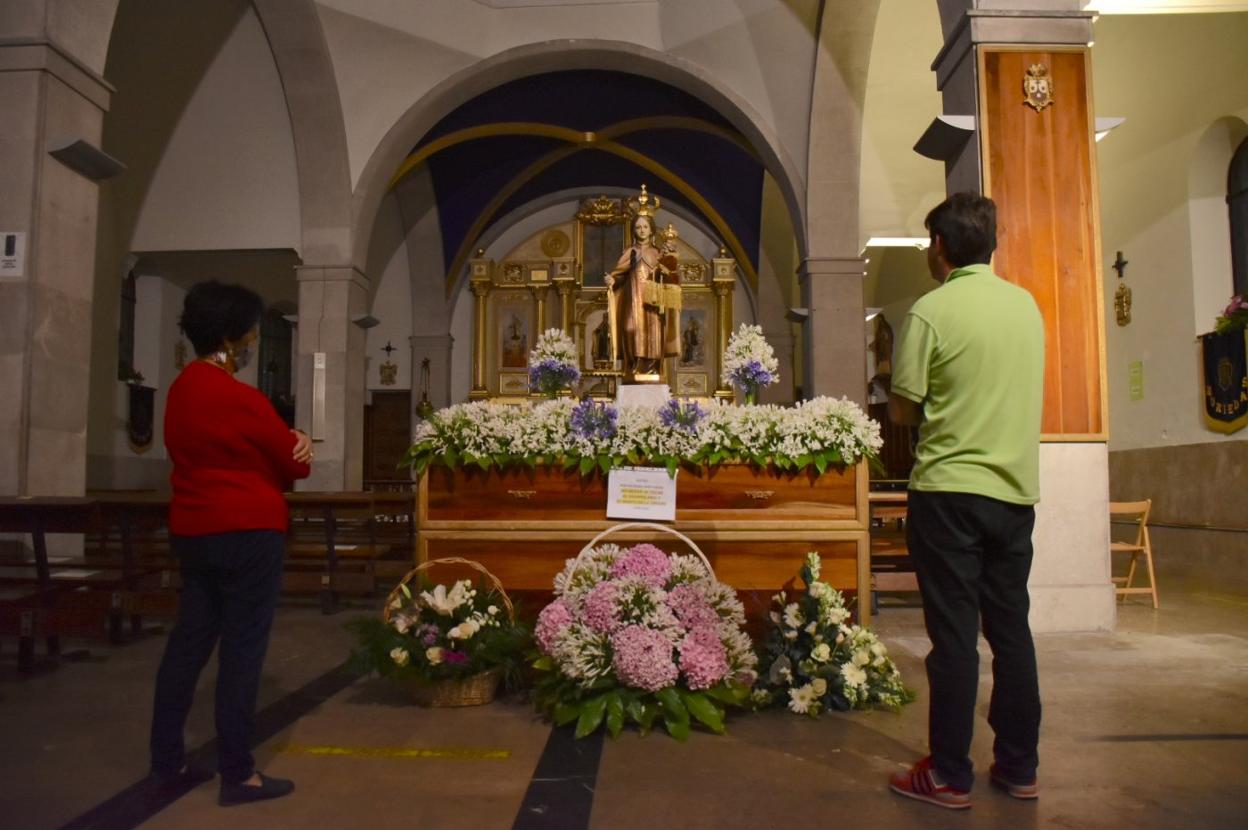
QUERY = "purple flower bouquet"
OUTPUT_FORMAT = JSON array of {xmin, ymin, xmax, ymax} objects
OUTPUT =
[{"xmin": 532, "ymin": 526, "xmax": 756, "ymax": 740}]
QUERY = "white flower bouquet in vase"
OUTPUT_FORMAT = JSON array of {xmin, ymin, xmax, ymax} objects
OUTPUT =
[
  {"xmin": 721, "ymin": 323, "xmax": 779, "ymax": 405},
  {"xmin": 348, "ymin": 558, "xmax": 531, "ymax": 706},
  {"xmin": 529, "ymin": 328, "xmax": 581, "ymax": 397},
  {"xmin": 532, "ymin": 523, "xmax": 757, "ymax": 740},
  {"xmin": 754, "ymin": 552, "xmax": 914, "ymax": 715}
]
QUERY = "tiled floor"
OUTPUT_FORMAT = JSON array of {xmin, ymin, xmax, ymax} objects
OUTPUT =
[{"xmin": 2, "ymin": 584, "xmax": 1246, "ymax": 829}]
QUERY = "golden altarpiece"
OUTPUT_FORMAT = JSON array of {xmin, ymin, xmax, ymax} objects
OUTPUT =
[{"xmin": 465, "ymin": 190, "xmax": 739, "ymax": 401}]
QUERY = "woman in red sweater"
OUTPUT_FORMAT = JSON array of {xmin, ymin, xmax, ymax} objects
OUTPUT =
[{"xmin": 150, "ymin": 281, "xmax": 311, "ymax": 807}]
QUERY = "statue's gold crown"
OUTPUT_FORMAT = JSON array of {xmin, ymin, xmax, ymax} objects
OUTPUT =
[
  {"xmin": 627, "ymin": 184, "xmax": 661, "ymax": 218},
  {"xmin": 660, "ymin": 223, "xmax": 679, "ymax": 243}
]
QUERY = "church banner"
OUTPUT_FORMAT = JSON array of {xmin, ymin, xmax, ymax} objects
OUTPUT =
[{"xmin": 1200, "ymin": 330, "xmax": 1248, "ymax": 434}]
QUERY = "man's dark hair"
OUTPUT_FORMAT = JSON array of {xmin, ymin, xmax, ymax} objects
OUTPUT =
[
  {"xmin": 924, "ymin": 192, "xmax": 997, "ymax": 267},
  {"xmin": 179, "ymin": 281, "xmax": 264, "ymax": 356}
]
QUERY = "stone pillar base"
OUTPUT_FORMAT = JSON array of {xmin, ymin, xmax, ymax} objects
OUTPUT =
[{"xmin": 1029, "ymin": 443, "xmax": 1115, "ymax": 633}]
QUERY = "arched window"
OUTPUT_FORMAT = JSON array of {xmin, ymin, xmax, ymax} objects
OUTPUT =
[{"xmin": 1231, "ymin": 137, "xmax": 1248, "ymax": 296}]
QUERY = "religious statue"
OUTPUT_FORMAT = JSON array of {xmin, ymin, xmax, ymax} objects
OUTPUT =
[
  {"xmin": 604, "ymin": 186, "xmax": 681, "ymax": 381},
  {"xmin": 591, "ymin": 315, "xmax": 612, "ymax": 368}
]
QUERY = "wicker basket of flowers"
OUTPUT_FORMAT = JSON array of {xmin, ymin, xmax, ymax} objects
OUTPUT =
[{"xmin": 351, "ymin": 557, "xmax": 528, "ymax": 707}]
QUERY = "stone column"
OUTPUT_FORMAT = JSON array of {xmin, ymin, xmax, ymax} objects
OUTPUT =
[
  {"xmin": 294, "ymin": 266, "xmax": 369, "ymax": 491},
  {"xmin": 929, "ymin": 1, "xmax": 1114, "ymax": 632},
  {"xmin": 797, "ymin": 257, "xmax": 867, "ymax": 406},
  {"xmin": 0, "ymin": 30, "xmax": 113, "ymax": 497},
  {"xmin": 467, "ymin": 253, "xmax": 492, "ymax": 400}
]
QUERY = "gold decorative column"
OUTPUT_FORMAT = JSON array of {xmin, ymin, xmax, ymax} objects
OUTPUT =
[
  {"xmin": 468, "ymin": 251, "xmax": 492, "ymax": 400},
  {"xmin": 530, "ymin": 277, "xmax": 549, "ymax": 335},
  {"xmin": 712, "ymin": 249, "xmax": 737, "ymax": 400},
  {"xmin": 552, "ymin": 258, "xmax": 576, "ymax": 334}
]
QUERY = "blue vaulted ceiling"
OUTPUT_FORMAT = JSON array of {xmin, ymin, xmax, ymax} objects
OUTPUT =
[{"xmin": 401, "ymin": 70, "xmax": 765, "ymax": 283}]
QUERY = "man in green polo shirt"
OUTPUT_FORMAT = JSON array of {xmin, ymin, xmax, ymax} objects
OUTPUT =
[{"xmin": 886, "ymin": 192, "xmax": 1045, "ymax": 810}]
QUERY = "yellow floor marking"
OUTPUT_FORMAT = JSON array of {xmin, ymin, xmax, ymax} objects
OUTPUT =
[{"xmin": 280, "ymin": 744, "xmax": 511, "ymax": 761}]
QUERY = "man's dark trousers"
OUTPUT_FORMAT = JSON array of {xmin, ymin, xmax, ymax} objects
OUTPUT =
[
  {"xmin": 907, "ymin": 490, "xmax": 1041, "ymax": 792},
  {"xmin": 150, "ymin": 530, "xmax": 285, "ymax": 784}
]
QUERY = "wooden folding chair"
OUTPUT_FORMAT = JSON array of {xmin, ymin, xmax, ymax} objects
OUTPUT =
[{"xmin": 1109, "ymin": 499, "xmax": 1158, "ymax": 609}]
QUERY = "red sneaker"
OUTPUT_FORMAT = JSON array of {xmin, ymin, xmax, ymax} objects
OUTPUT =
[
  {"xmin": 989, "ymin": 763, "xmax": 1039, "ymax": 800},
  {"xmin": 888, "ymin": 757, "xmax": 971, "ymax": 810}
]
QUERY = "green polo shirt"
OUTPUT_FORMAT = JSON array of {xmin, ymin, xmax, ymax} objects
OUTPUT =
[{"xmin": 892, "ymin": 263, "xmax": 1045, "ymax": 505}]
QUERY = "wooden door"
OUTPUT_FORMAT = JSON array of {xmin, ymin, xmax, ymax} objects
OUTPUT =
[{"xmin": 365, "ymin": 391, "xmax": 412, "ymax": 484}]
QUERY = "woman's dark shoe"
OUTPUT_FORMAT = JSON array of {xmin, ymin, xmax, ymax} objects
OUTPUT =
[{"xmin": 218, "ymin": 772, "xmax": 295, "ymax": 807}]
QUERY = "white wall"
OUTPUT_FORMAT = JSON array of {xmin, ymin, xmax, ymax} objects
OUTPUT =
[
  {"xmin": 1093, "ymin": 12, "xmax": 1248, "ymax": 450},
  {"xmin": 859, "ymin": 0, "xmax": 946, "ymax": 243},
  {"xmin": 365, "ymin": 192, "xmax": 414, "ymax": 389},
  {"xmin": 130, "ymin": 6, "xmax": 301, "ymax": 253}
]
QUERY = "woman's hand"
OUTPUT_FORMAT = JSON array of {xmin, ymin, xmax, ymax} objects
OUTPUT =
[{"xmin": 290, "ymin": 429, "xmax": 314, "ymax": 464}]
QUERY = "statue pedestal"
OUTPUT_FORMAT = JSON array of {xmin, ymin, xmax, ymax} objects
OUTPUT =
[{"xmin": 616, "ymin": 383, "xmax": 670, "ymax": 409}]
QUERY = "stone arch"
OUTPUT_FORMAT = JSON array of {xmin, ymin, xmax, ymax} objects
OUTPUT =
[
  {"xmin": 348, "ymin": 39, "xmax": 812, "ymax": 282},
  {"xmin": 1188, "ymin": 116, "xmax": 1248, "ymax": 334},
  {"xmin": 251, "ymin": 0, "xmax": 355, "ymax": 266}
]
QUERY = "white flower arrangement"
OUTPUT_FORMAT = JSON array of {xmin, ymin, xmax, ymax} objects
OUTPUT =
[
  {"xmin": 721, "ymin": 324, "xmax": 779, "ymax": 402},
  {"xmin": 406, "ymin": 396, "xmax": 882, "ymax": 477},
  {"xmin": 754, "ymin": 553, "xmax": 913, "ymax": 716},
  {"xmin": 529, "ymin": 329, "xmax": 580, "ymax": 396},
  {"xmin": 531, "ymin": 328, "xmax": 578, "ymax": 364}
]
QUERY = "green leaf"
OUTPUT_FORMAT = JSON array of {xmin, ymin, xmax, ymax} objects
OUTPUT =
[
  {"xmin": 444, "ymin": 448, "xmax": 460, "ymax": 467},
  {"xmin": 814, "ymin": 453, "xmax": 829, "ymax": 475},
  {"xmin": 665, "ymin": 457, "xmax": 679, "ymax": 478},
  {"xmin": 664, "ymin": 717, "xmax": 691, "ymax": 742},
  {"xmin": 531, "ymin": 655, "xmax": 554, "ymax": 671},
  {"xmin": 627, "ymin": 698, "xmax": 657, "ymax": 735},
  {"xmin": 598, "ymin": 455, "xmax": 613, "ymax": 475},
  {"xmin": 554, "ymin": 702, "xmax": 580, "ymax": 727},
  {"xmin": 579, "ymin": 456, "xmax": 596, "ymax": 476},
  {"xmin": 563, "ymin": 454, "xmax": 578, "ymax": 470},
  {"xmin": 709, "ymin": 450, "xmax": 725, "ymax": 466},
  {"xmin": 575, "ymin": 694, "xmax": 608, "ymax": 739},
  {"xmin": 655, "ymin": 687, "xmax": 689, "ymax": 724},
  {"xmin": 681, "ymin": 692, "xmax": 726, "ymax": 734},
  {"xmin": 605, "ymin": 692, "xmax": 625, "ymax": 739}
]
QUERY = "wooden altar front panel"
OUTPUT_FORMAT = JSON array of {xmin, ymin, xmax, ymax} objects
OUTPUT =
[
  {"xmin": 414, "ymin": 462, "xmax": 872, "ymax": 624},
  {"xmin": 979, "ymin": 47, "xmax": 1107, "ymax": 439}
]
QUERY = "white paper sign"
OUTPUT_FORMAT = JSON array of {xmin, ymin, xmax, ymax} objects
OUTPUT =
[
  {"xmin": 0, "ymin": 232, "xmax": 26, "ymax": 278},
  {"xmin": 607, "ymin": 466, "xmax": 677, "ymax": 521}
]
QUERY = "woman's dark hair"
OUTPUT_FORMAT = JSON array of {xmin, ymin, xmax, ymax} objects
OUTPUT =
[
  {"xmin": 179, "ymin": 281, "xmax": 264, "ymax": 357},
  {"xmin": 925, "ymin": 192, "xmax": 997, "ymax": 267}
]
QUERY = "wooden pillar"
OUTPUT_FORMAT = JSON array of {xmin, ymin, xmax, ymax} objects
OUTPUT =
[
  {"xmin": 979, "ymin": 47, "xmax": 1106, "ymax": 437},
  {"xmin": 929, "ymin": 2, "xmax": 1113, "ymax": 632}
]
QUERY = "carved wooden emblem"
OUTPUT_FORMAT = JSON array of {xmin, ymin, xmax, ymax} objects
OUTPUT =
[
  {"xmin": 1023, "ymin": 64, "xmax": 1054, "ymax": 111},
  {"xmin": 575, "ymin": 195, "xmax": 628, "ymax": 226}
]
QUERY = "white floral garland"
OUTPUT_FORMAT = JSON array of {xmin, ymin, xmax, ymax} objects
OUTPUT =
[{"xmin": 408, "ymin": 396, "xmax": 882, "ymax": 474}]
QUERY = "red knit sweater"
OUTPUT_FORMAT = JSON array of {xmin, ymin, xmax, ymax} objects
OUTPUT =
[{"xmin": 165, "ymin": 361, "xmax": 311, "ymax": 536}]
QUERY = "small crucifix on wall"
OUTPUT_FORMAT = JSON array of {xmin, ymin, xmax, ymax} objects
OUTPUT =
[
  {"xmin": 379, "ymin": 340, "xmax": 398, "ymax": 386},
  {"xmin": 1112, "ymin": 250, "xmax": 1132, "ymax": 327}
]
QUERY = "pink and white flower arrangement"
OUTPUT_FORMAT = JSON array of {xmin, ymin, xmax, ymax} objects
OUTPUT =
[{"xmin": 532, "ymin": 541, "xmax": 756, "ymax": 740}]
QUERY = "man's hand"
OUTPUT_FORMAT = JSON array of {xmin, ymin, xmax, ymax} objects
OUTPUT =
[
  {"xmin": 604, "ymin": 274, "xmax": 614, "ymax": 288},
  {"xmin": 887, "ymin": 393, "xmax": 923, "ymax": 426},
  {"xmin": 291, "ymin": 429, "xmax": 314, "ymax": 464}
]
